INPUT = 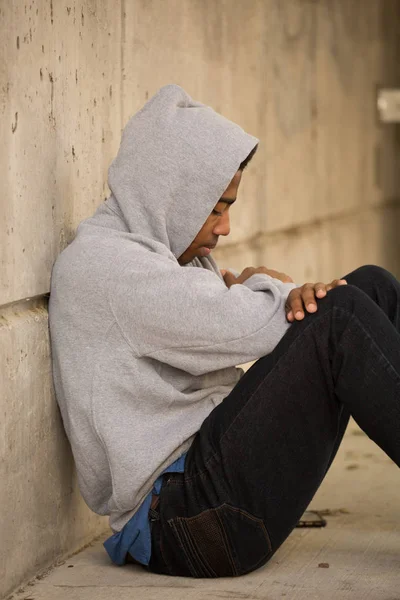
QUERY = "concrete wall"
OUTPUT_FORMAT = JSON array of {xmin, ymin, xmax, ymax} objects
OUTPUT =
[
  {"xmin": 1, "ymin": 0, "xmax": 399, "ymax": 597},
  {"xmin": 211, "ymin": 1, "xmax": 400, "ymax": 280}
]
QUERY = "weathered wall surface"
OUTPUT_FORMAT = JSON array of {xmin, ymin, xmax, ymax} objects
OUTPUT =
[
  {"xmin": 0, "ymin": 300, "xmax": 106, "ymax": 598},
  {"xmin": 211, "ymin": 1, "xmax": 400, "ymax": 280},
  {"xmin": 1, "ymin": 0, "xmax": 399, "ymax": 597}
]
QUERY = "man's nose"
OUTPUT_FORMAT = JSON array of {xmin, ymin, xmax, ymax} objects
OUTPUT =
[{"xmin": 213, "ymin": 212, "xmax": 230, "ymax": 236}]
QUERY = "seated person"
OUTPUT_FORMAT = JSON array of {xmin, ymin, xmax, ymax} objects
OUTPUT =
[{"xmin": 49, "ymin": 84, "xmax": 400, "ymax": 578}]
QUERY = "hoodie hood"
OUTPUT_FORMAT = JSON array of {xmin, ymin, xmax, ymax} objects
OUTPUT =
[{"xmin": 107, "ymin": 84, "xmax": 259, "ymax": 259}]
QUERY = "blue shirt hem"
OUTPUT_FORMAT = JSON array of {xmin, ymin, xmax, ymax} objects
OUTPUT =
[{"xmin": 103, "ymin": 453, "xmax": 186, "ymax": 566}]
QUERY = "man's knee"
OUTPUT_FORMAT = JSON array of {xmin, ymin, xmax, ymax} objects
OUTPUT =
[
  {"xmin": 324, "ymin": 282, "xmax": 367, "ymax": 312},
  {"xmin": 346, "ymin": 264, "xmax": 392, "ymax": 285}
]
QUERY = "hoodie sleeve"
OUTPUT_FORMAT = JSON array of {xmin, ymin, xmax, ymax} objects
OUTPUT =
[
  {"xmin": 109, "ymin": 255, "xmax": 297, "ymax": 376},
  {"xmin": 224, "ymin": 268, "xmax": 297, "ymax": 298},
  {"xmin": 239, "ymin": 272, "xmax": 297, "ymax": 298}
]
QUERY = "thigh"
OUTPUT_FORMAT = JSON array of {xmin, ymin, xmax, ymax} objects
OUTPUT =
[
  {"xmin": 151, "ymin": 268, "xmax": 399, "ymax": 578},
  {"xmin": 153, "ymin": 295, "xmax": 351, "ymax": 578},
  {"xmin": 186, "ymin": 268, "xmax": 400, "ymax": 563},
  {"xmin": 189, "ymin": 305, "xmax": 348, "ymax": 551}
]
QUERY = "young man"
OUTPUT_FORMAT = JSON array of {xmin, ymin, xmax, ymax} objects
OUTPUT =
[{"xmin": 49, "ymin": 85, "xmax": 400, "ymax": 578}]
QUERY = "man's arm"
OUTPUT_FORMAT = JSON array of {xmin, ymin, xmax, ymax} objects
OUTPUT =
[
  {"xmin": 109, "ymin": 259, "xmax": 293, "ymax": 376},
  {"xmin": 221, "ymin": 266, "xmax": 347, "ymax": 322}
]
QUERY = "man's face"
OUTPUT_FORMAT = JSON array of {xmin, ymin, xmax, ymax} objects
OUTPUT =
[{"xmin": 178, "ymin": 170, "xmax": 243, "ymax": 265}]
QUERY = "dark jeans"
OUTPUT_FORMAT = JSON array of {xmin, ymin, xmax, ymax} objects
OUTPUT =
[{"xmin": 148, "ymin": 265, "xmax": 400, "ymax": 578}]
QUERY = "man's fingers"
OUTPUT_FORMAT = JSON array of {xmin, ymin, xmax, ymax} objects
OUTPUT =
[
  {"xmin": 300, "ymin": 283, "xmax": 319, "ymax": 315},
  {"xmin": 286, "ymin": 278, "xmax": 348, "ymax": 323},
  {"xmin": 286, "ymin": 289, "xmax": 305, "ymax": 320},
  {"xmin": 287, "ymin": 282, "xmax": 327, "ymax": 322},
  {"xmin": 222, "ymin": 270, "xmax": 237, "ymax": 288},
  {"xmin": 315, "ymin": 282, "xmax": 327, "ymax": 298},
  {"xmin": 329, "ymin": 278, "xmax": 347, "ymax": 289}
]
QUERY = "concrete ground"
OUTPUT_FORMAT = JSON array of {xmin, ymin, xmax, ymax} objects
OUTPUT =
[{"xmin": 9, "ymin": 420, "xmax": 400, "ymax": 600}]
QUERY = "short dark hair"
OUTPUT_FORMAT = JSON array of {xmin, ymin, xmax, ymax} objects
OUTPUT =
[{"xmin": 239, "ymin": 144, "xmax": 258, "ymax": 171}]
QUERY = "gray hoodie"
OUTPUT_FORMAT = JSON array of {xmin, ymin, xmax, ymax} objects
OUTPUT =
[{"xmin": 48, "ymin": 85, "xmax": 296, "ymax": 533}]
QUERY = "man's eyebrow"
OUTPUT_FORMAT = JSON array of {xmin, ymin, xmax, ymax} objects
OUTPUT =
[{"xmin": 218, "ymin": 197, "xmax": 236, "ymax": 205}]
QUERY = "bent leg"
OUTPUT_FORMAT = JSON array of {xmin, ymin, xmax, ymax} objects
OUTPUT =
[
  {"xmin": 322, "ymin": 264, "xmax": 400, "ymax": 474},
  {"xmin": 343, "ymin": 265, "xmax": 400, "ymax": 331},
  {"xmin": 151, "ymin": 270, "xmax": 400, "ymax": 578}
]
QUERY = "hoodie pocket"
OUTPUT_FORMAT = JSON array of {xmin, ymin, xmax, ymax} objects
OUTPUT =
[{"xmin": 167, "ymin": 503, "xmax": 272, "ymax": 578}]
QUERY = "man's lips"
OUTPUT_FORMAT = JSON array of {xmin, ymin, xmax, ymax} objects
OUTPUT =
[{"xmin": 199, "ymin": 244, "xmax": 217, "ymax": 257}]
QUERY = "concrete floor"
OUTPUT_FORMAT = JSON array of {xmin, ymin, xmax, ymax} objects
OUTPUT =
[{"xmin": 9, "ymin": 420, "xmax": 400, "ymax": 600}]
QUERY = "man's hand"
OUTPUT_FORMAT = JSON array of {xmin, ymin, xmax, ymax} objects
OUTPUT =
[
  {"xmin": 221, "ymin": 266, "xmax": 293, "ymax": 288},
  {"xmin": 285, "ymin": 279, "xmax": 347, "ymax": 322}
]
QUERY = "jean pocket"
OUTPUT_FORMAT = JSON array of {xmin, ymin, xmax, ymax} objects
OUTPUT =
[{"xmin": 167, "ymin": 503, "xmax": 272, "ymax": 578}]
